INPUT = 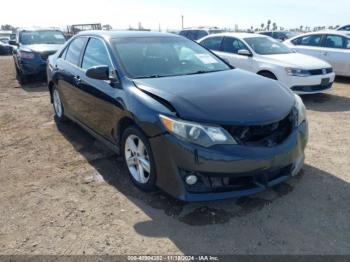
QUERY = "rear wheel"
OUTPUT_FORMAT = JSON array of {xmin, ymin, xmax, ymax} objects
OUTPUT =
[
  {"xmin": 122, "ymin": 126, "xmax": 157, "ymax": 192},
  {"xmin": 52, "ymin": 86, "xmax": 67, "ymax": 122},
  {"xmin": 16, "ymin": 67, "xmax": 27, "ymax": 85},
  {"xmin": 258, "ymin": 71, "xmax": 277, "ymax": 80}
]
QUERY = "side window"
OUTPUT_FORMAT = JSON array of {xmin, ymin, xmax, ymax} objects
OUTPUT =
[
  {"xmin": 221, "ymin": 37, "xmax": 249, "ymax": 54},
  {"xmin": 339, "ymin": 25, "xmax": 350, "ymax": 31},
  {"xmin": 179, "ymin": 31, "xmax": 188, "ymax": 37},
  {"xmin": 200, "ymin": 37, "xmax": 223, "ymax": 51},
  {"xmin": 323, "ymin": 35, "xmax": 347, "ymax": 49},
  {"xmin": 60, "ymin": 46, "xmax": 68, "ymax": 59},
  {"xmin": 298, "ymin": 35, "xmax": 322, "ymax": 47},
  {"xmin": 65, "ymin": 37, "xmax": 86, "ymax": 65},
  {"xmin": 82, "ymin": 38, "xmax": 112, "ymax": 70},
  {"xmin": 260, "ymin": 32, "xmax": 272, "ymax": 37}
]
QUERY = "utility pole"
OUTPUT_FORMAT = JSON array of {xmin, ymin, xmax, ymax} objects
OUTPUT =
[{"xmin": 181, "ymin": 15, "xmax": 184, "ymax": 29}]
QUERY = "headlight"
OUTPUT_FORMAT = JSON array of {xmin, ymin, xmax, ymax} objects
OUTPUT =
[
  {"xmin": 285, "ymin": 67, "xmax": 310, "ymax": 77},
  {"xmin": 19, "ymin": 51, "xmax": 35, "ymax": 59},
  {"xmin": 159, "ymin": 115, "xmax": 237, "ymax": 147},
  {"xmin": 294, "ymin": 94, "xmax": 306, "ymax": 125}
]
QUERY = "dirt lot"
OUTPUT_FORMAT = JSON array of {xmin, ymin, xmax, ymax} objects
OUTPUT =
[{"xmin": 0, "ymin": 55, "xmax": 349, "ymax": 255}]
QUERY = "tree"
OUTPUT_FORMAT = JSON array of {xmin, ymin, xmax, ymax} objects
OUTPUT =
[
  {"xmin": 1, "ymin": 24, "xmax": 15, "ymax": 31},
  {"xmin": 272, "ymin": 22, "xmax": 277, "ymax": 31},
  {"xmin": 261, "ymin": 23, "xmax": 265, "ymax": 30},
  {"xmin": 267, "ymin": 20, "xmax": 271, "ymax": 30},
  {"xmin": 300, "ymin": 25, "xmax": 303, "ymax": 32}
]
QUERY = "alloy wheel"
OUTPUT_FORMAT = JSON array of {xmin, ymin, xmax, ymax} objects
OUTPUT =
[
  {"xmin": 124, "ymin": 134, "xmax": 151, "ymax": 184},
  {"xmin": 53, "ymin": 89, "xmax": 63, "ymax": 118}
]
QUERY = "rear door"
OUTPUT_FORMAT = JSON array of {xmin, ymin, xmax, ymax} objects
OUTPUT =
[
  {"xmin": 320, "ymin": 34, "xmax": 350, "ymax": 75},
  {"xmin": 56, "ymin": 37, "xmax": 87, "ymax": 119},
  {"xmin": 216, "ymin": 37, "xmax": 253, "ymax": 71}
]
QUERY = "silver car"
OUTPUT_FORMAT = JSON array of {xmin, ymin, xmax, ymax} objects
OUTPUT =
[{"xmin": 284, "ymin": 31, "xmax": 350, "ymax": 77}]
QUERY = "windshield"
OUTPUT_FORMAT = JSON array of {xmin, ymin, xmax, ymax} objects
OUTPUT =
[
  {"xmin": 19, "ymin": 30, "xmax": 66, "ymax": 45},
  {"xmin": 244, "ymin": 37, "xmax": 293, "ymax": 55},
  {"xmin": 112, "ymin": 37, "xmax": 230, "ymax": 78}
]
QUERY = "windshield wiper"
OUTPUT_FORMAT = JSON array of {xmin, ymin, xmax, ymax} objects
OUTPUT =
[
  {"xmin": 184, "ymin": 70, "xmax": 223, "ymax": 76},
  {"xmin": 133, "ymin": 74, "xmax": 165, "ymax": 79}
]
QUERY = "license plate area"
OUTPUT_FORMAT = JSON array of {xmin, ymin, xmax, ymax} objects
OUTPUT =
[{"xmin": 321, "ymin": 78, "xmax": 330, "ymax": 86}]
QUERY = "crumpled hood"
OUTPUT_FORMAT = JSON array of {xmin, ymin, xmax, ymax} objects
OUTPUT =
[
  {"xmin": 262, "ymin": 53, "xmax": 331, "ymax": 69},
  {"xmin": 133, "ymin": 69, "xmax": 295, "ymax": 125},
  {"xmin": 20, "ymin": 44, "xmax": 62, "ymax": 53}
]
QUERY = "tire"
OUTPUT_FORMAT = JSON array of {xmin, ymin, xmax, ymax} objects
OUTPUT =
[
  {"xmin": 121, "ymin": 126, "xmax": 157, "ymax": 192},
  {"xmin": 17, "ymin": 68, "xmax": 28, "ymax": 85},
  {"xmin": 258, "ymin": 71, "xmax": 277, "ymax": 80},
  {"xmin": 52, "ymin": 85, "xmax": 68, "ymax": 122}
]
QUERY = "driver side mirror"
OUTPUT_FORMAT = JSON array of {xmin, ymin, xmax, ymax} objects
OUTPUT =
[
  {"xmin": 86, "ymin": 65, "xmax": 120, "ymax": 86},
  {"xmin": 237, "ymin": 49, "xmax": 252, "ymax": 57},
  {"xmin": 9, "ymin": 40, "xmax": 18, "ymax": 46}
]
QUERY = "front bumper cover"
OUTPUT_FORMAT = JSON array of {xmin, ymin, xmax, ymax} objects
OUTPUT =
[{"xmin": 149, "ymin": 121, "xmax": 308, "ymax": 201}]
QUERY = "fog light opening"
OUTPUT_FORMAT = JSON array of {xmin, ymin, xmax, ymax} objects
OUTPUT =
[{"xmin": 185, "ymin": 175, "xmax": 198, "ymax": 185}]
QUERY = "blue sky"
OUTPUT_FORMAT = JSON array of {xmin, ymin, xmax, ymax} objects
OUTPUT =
[{"xmin": 1, "ymin": 0, "xmax": 349, "ymax": 30}]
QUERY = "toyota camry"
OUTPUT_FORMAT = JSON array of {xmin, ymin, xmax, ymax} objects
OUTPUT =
[{"xmin": 47, "ymin": 31, "xmax": 308, "ymax": 201}]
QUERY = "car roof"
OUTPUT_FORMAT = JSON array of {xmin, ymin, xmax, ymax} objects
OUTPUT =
[
  {"xmin": 291, "ymin": 30, "xmax": 350, "ymax": 38},
  {"xmin": 18, "ymin": 28, "xmax": 63, "ymax": 32},
  {"xmin": 204, "ymin": 32, "xmax": 268, "ymax": 39},
  {"xmin": 76, "ymin": 30, "xmax": 181, "ymax": 40}
]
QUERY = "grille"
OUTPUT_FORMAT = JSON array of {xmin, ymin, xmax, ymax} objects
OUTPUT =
[
  {"xmin": 309, "ymin": 68, "xmax": 333, "ymax": 75},
  {"xmin": 223, "ymin": 110, "xmax": 295, "ymax": 147}
]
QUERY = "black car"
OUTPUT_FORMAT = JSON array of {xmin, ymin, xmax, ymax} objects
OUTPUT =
[
  {"xmin": 11, "ymin": 29, "xmax": 66, "ymax": 84},
  {"xmin": 259, "ymin": 31, "xmax": 299, "ymax": 41},
  {"xmin": 47, "ymin": 31, "xmax": 308, "ymax": 201}
]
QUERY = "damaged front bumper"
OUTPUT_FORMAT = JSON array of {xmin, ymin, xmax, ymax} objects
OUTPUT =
[{"xmin": 149, "ymin": 121, "xmax": 308, "ymax": 201}]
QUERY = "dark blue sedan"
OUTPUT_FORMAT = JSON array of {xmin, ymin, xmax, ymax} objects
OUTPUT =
[
  {"xmin": 47, "ymin": 31, "xmax": 308, "ymax": 201},
  {"xmin": 12, "ymin": 29, "xmax": 66, "ymax": 84}
]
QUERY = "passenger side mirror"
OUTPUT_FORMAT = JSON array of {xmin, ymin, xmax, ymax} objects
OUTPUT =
[{"xmin": 237, "ymin": 49, "xmax": 252, "ymax": 57}]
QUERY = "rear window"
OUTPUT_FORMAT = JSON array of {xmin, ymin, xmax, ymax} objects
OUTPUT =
[
  {"xmin": 293, "ymin": 35, "xmax": 322, "ymax": 46},
  {"xmin": 200, "ymin": 36, "xmax": 223, "ymax": 51}
]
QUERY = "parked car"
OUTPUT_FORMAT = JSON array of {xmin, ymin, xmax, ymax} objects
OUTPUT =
[
  {"xmin": 199, "ymin": 33, "xmax": 335, "ymax": 94},
  {"xmin": 11, "ymin": 28, "xmax": 66, "ymax": 84},
  {"xmin": 0, "ymin": 37, "xmax": 12, "ymax": 55},
  {"xmin": 284, "ymin": 31, "xmax": 350, "ymax": 77},
  {"xmin": 179, "ymin": 28, "xmax": 225, "ymax": 41},
  {"xmin": 47, "ymin": 31, "xmax": 308, "ymax": 201},
  {"xmin": 259, "ymin": 31, "xmax": 299, "ymax": 41},
  {"xmin": 337, "ymin": 25, "xmax": 350, "ymax": 31}
]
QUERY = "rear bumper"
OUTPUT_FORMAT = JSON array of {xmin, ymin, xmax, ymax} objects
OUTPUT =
[{"xmin": 149, "ymin": 121, "xmax": 308, "ymax": 201}]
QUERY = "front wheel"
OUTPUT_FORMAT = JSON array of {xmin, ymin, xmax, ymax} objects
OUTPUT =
[{"xmin": 122, "ymin": 126, "xmax": 157, "ymax": 192}]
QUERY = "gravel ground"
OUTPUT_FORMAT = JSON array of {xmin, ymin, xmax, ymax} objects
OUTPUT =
[{"xmin": 0, "ymin": 55, "xmax": 349, "ymax": 255}]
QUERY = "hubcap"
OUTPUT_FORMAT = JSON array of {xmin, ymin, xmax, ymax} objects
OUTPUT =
[
  {"xmin": 125, "ymin": 135, "xmax": 151, "ymax": 184},
  {"xmin": 53, "ymin": 89, "xmax": 62, "ymax": 118}
]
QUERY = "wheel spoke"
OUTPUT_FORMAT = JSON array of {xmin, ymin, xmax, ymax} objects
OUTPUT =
[
  {"xmin": 137, "ymin": 141, "xmax": 145, "ymax": 154},
  {"xmin": 139, "ymin": 157, "xmax": 150, "ymax": 173},
  {"xmin": 127, "ymin": 138, "xmax": 138, "ymax": 153},
  {"xmin": 137, "ymin": 163, "xmax": 146, "ymax": 183}
]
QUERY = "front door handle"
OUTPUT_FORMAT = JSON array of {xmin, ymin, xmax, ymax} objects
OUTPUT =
[
  {"xmin": 73, "ymin": 76, "xmax": 81, "ymax": 85},
  {"xmin": 322, "ymin": 52, "xmax": 328, "ymax": 56}
]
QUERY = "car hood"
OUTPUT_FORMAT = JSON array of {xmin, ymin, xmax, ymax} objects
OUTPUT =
[
  {"xmin": 262, "ymin": 53, "xmax": 331, "ymax": 69},
  {"xmin": 133, "ymin": 69, "xmax": 295, "ymax": 125},
  {"xmin": 20, "ymin": 44, "xmax": 62, "ymax": 53}
]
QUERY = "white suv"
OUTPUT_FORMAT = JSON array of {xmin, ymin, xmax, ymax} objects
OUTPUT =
[{"xmin": 199, "ymin": 33, "xmax": 335, "ymax": 94}]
